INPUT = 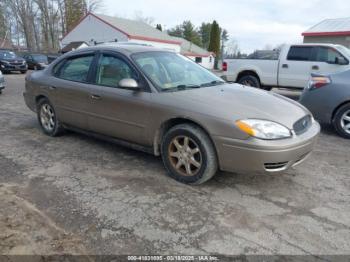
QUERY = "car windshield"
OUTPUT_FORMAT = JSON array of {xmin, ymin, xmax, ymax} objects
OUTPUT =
[
  {"xmin": 132, "ymin": 51, "xmax": 225, "ymax": 91},
  {"xmin": 0, "ymin": 51, "xmax": 17, "ymax": 60},
  {"xmin": 337, "ymin": 45, "xmax": 350, "ymax": 57},
  {"xmin": 32, "ymin": 54, "xmax": 48, "ymax": 63}
]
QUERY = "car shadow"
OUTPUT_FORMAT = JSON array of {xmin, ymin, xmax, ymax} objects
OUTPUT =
[
  {"xmin": 319, "ymin": 123, "xmax": 341, "ymax": 138},
  {"xmin": 60, "ymin": 129, "xmax": 283, "ymax": 189}
]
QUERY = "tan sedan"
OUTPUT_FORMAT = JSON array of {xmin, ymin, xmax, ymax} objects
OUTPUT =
[{"xmin": 24, "ymin": 44, "xmax": 320, "ymax": 184}]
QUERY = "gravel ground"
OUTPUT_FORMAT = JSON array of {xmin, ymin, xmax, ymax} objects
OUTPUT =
[{"xmin": 0, "ymin": 73, "xmax": 349, "ymax": 256}]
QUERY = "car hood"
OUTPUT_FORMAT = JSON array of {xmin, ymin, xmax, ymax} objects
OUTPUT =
[{"xmin": 167, "ymin": 84, "xmax": 309, "ymax": 129}]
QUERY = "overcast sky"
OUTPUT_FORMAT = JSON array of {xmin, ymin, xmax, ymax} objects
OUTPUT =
[{"xmin": 101, "ymin": 0, "xmax": 350, "ymax": 53}]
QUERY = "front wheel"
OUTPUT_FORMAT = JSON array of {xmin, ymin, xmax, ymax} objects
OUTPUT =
[
  {"xmin": 333, "ymin": 103, "xmax": 350, "ymax": 139},
  {"xmin": 37, "ymin": 98, "xmax": 64, "ymax": 137},
  {"xmin": 21, "ymin": 70, "xmax": 27, "ymax": 74},
  {"xmin": 238, "ymin": 75, "xmax": 261, "ymax": 88},
  {"xmin": 161, "ymin": 124, "xmax": 218, "ymax": 185}
]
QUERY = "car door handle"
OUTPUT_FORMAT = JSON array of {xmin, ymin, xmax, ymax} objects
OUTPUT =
[
  {"xmin": 48, "ymin": 86, "xmax": 56, "ymax": 90},
  {"xmin": 90, "ymin": 94, "xmax": 101, "ymax": 100},
  {"xmin": 282, "ymin": 64, "xmax": 288, "ymax": 68},
  {"xmin": 312, "ymin": 65, "xmax": 319, "ymax": 70}
]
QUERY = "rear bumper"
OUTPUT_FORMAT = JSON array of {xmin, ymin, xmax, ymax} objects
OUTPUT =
[{"xmin": 214, "ymin": 121, "xmax": 320, "ymax": 173}]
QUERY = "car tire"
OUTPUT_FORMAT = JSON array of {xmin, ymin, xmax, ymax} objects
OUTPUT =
[
  {"xmin": 263, "ymin": 86, "xmax": 273, "ymax": 91},
  {"xmin": 21, "ymin": 70, "xmax": 27, "ymax": 74},
  {"xmin": 333, "ymin": 103, "xmax": 350, "ymax": 139},
  {"xmin": 161, "ymin": 124, "xmax": 218, "ymax": 185},
  {"xmin": 238, "ymin": 75, "xmax": 261, "ymax": 88},
  {"xmin": 37, "ymin": 98, "xmax": 64, "ymax": 137}
]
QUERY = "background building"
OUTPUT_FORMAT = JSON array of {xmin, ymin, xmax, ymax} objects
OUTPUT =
[
  {"xmin": 302, "ymin": 17, "xmax": 350, "ymax": 48},
  {"xmin": 60, "ymin": 13, "xmax": 214, "ymax": 69}
]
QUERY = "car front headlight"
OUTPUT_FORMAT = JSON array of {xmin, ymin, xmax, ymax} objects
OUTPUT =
[
  {"xmin": 1, "ymin": 60, "xmax": 9, "ymax": 64},
  {"xmin": 236, "ymin": 119, "xmax": 292, "ymax": 140}
]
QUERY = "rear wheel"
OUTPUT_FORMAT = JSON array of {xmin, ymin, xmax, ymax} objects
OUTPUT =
[
  {"xmin": 238, "ymin": 75, "xmax": 261, "ymax": 88},
  {"xmin": 161, "ymin": 124, "xmax": 218, "ymax": 185},
  {"xmin": 333, "ymin": 103, "xmax": 350, "ymax": 139},
  {"xmin": 37, "ymin": 98, "xmax": 64, "ymax": 137}
]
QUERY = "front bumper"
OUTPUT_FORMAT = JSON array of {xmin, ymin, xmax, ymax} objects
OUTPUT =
[
  {"xmin": 214, "ymin": 121, "xmax": 320, "ymax": 173},
  {"xmin": 1, "ymin": 63, "xmax": 27, "ymax": 72},
  {"xmin": 0, "ymin": 76, "xmax": 5, "ymax": 90}
]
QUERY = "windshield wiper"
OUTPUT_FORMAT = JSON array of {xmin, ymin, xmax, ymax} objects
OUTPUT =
[
  {"xmin": 200, "ymin": 80, "xmax": 225, "ymax": 87},
  {"xmin": 177, "ymin": 84, "xmax": 201, "ymax": 89},
  {"xmin": 163, "ymin": 84, "xmax": 200, "ymax": 92}
]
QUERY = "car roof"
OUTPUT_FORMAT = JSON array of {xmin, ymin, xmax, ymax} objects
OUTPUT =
[
  {"xmin": 293, "ymin": 43, "xmax": 343, "ymax": 48},
  {"xmin": 69, "ymin": 44, "xmax": 175, "ymax": 56}
]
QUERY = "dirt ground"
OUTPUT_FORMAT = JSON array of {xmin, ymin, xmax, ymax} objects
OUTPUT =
[
  {"xmin": 0, "ymin": 183, "xmax": 88, "ymax": 255},
  {"xmin": 0, "ymin": 73, "xmax": 349, "ymax": 257}
]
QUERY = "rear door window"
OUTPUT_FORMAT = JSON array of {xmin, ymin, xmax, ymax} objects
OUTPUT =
[
  {"xmin": 56, "ymin": 55, "xmax": 94, "ymax": 83},
  {"xmin": 287, "ymin": 46, "xmax": 313, "ymax": 61}
]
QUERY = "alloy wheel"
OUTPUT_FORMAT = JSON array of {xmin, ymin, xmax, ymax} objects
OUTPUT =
[
  {"xmin": 168, "ymin": 136, "xmax": 202, "ymax": 176},
  {"xmin": 40, "ymin": 104, "xmax": 55, "ymax": 132},
  {"xmin": 340, "ymin": 109, "xmax": 350, "ymax": 134}
]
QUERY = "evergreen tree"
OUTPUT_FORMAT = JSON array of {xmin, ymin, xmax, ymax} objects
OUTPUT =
[
  {"xmin": 181, "ymin": 20, "xmax": 201, "ymax": 46},
  {"xmin": 65, "ymin": 0, "xmax": 86, "ymax": 32},
  {"xmin": 220, "ymin": 29, "xmax": 229, "ymax": 60},
  {"xmin": 168, "ymin": 25, "xmax": 183, "ymax": 38},
  {"xmin": 156, "ymin": 24, "xmax": 162, "ymax": 31},
  {"xmin": 199, "ymin": 22, "xmax": 212, "ymax": 49},
  {"xmin": 208, "ymin": 20, "xmax": 221, "ymax": 69}
]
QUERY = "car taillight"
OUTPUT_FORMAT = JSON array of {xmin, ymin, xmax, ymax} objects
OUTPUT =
[
  {"xmin": 308, "ymin": 76, "xmax": 331, "ymax": 90},
  {"xmin": 222, "ymin": 62, "xmax": 227, "ymax": 72}
]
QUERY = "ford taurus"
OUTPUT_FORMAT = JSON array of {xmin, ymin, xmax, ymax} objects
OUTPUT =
[{"xmin": 24, "ymin": 44, "xmax": 320, "ymax": 185}]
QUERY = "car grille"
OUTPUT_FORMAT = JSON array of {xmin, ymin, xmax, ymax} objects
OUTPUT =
[
  {"xmin": 293, "ymin": 115, "xmax": 312, "ymax": 135},
  {"xmin": 264, "ymin": 161, "xmax": 289, "ymax": 171},
  {"xmin": 9, "ymin": 61, "xmax": 23, "ymax": 66}
]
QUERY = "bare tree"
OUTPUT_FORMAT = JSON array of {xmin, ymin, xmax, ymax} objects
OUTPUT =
[
  {"xmin": 134, "ymin": 10, "xmax": 154, "ymax": 25},
  {"xmin": 84, "ymin": 0, "xmax": 103, "ymax": 13},
  {"xmin": 2, "ymin": 0, "xmax": 105, "ymax": 52},
  {"xmin": 6, "ymin": 0, "xmax": 39, "ymax": 51},
  {"xmin": 225, "ymin": 39, "xmax": 240, "ymax": 58}
]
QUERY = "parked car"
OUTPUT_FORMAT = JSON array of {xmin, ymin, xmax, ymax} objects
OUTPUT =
[
  {"xmin": 47, "ymin": 54, "xmax": 61, "ymax": 64},
  {"xmin": 300, "ymin": 70, "xmax": 350, "ymax": 139},
  {"xmin": 222, "ymin": 44, "xmax": 350, "ymax": 90},
  {"xmin": 0, "ymin": 70, "xmax": 5, "ymax": 94},
  {"xmin": 23, "ymin": 54, "xmax": 49, "ymax": 70},
  {"xmin": 0, "ymin": 50, "xmax": 27, "ymax": 74},
  {"xmin": 23, "ymin": 45, "xmax": 320, "ymax": 185}
]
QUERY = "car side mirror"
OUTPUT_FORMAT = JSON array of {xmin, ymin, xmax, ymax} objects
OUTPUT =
[
  {"xmin": 118, "ymin": 78, "xmax": 140, "ymax": 90},
  {"xmin": 335, "ymin": 57, "xmax": 348, "ymax": 65}
]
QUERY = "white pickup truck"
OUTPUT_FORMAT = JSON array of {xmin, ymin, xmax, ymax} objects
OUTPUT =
[{"xmin": 222, "ymin": 43, "xmax": 350, "ymax": 90}]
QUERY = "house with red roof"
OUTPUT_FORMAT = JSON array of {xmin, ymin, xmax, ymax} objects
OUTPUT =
[
  {"xmin": 60, "ymin": 13, "xmax": 215, "ymax": 69},
  {"xmin": 302, "ymin": 17, "xmax": 350, "ymax": 48}
]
